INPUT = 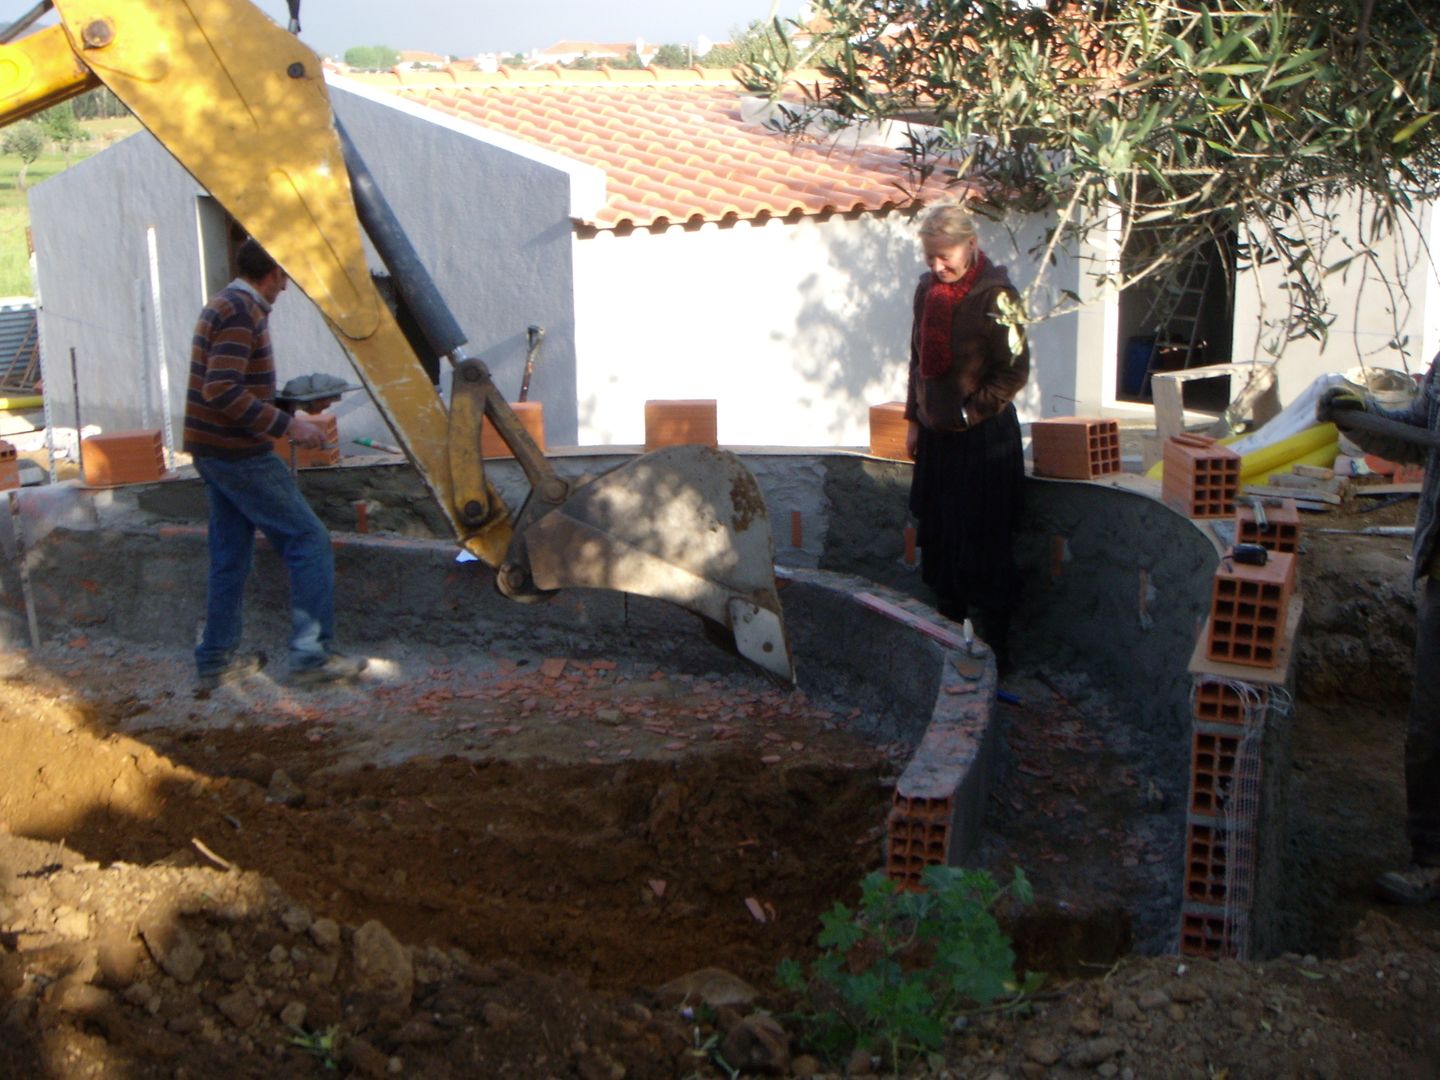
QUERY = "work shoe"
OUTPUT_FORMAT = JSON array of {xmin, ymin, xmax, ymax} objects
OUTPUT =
[
  {"xmin": 1375, "ymin": 864, "xmax": 1440, "ymax": 905},
  {"xmin": 196, "ymin": 651, "xmax": 267, "ymax": 692},
  {"xmin": 287, "ymin": 652, "xmax": 368, "ymax": 688}
]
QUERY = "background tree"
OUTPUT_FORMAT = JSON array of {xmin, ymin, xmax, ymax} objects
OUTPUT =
[
  {"xmin": 652, "ymin": 43, "xmax": 692, "ymax": 69},
  {"xmin": 702, "ymin": 18, "xmax": 841, "ymax": 70},
  {"xmin": 743, "ymin": 1, "xmax": 1440, "ymax": 362},
  {"xmin": 2, "ymin": 122, "xmax": 45, "ymax": 191},
  {"xmin": 71, "ymin": 87, "xmax": 128, "ymax": 121},
  {"xmin": 343, "ymin": 44, "xmax": 399, "ymax": 71},
  {"xmin": 38, "ymin": 103, "xmax": 90, "ymax": 167}
]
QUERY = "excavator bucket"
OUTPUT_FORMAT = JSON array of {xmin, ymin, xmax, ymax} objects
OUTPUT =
[{"xmin": 518, "ymin": 445, "xmax": 795, "ymax": 683}]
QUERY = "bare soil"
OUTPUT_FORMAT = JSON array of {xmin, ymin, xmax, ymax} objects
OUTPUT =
[{"xmin": 3, "ymin": 488, "xmax": 1440, "ymax": 1079}]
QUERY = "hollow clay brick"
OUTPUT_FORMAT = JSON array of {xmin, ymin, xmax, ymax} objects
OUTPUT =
[
  {"xmin": 885, "ymin": 792, "xmax": 953, "ymax": 891},
  {"xmin": 1235, "ymin": 499, "xmax": 1301, "ymax": 553},
  {"xmin": 273, "ymin": 413, "xmax": 340, "ymax": 469},
  {"xmin": 82, "ymin": 429, "xmax": 165, "ymax": 487},
  {"xmin": 1180, "ymin": 817, "xmax": 1249, "ymax": 915},
  {"xmin": 868, "ymin": 402, "xmax": 912, "ymax": 461},
  {"xmin": 644, "ymin": 400, "xmax": 717, "ymax": 451},
  {"xmin": 1163, "ymin": 433, "xmax": 1240, "ymax": 518},
  {"xmin": 1192, "ymin": 678, "xmax": 1270, "ymax": 725},
  {"xmin": 1205, "ymin": 549, "xmax": 1296, "ymax": 668},
  {"xmin": 1029, "ymin": 417, "xmax": 1121, "ymax": 480},
  {"xmin": 481, "ymin": 401, "xmax": 547, "ymax": 459},
  {"xmin": 1178, "ymin": 905, "xmax": 1236, "ymax": 959}
]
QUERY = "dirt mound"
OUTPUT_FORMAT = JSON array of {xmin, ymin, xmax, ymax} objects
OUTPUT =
[{"xmin": 4, "ymin": 489, "xmax": 1440, "ymax": 1077}]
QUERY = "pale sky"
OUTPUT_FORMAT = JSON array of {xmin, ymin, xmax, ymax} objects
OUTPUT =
[{"xmin": 253, "ymin": 1, "xmax": 802, "ymax": 58}]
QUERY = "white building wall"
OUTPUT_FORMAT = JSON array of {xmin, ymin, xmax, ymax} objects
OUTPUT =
[
  {"xmin": 570, "ymin": 208, "xmax": 1080, "ymax": 448},
  {"xmin": 1232, "ymin": 194, "xmax": 1439, "ymax": 398},
  {"xmin": 28, "ymin": 79, "xmax": 595, "ymax": 453}
]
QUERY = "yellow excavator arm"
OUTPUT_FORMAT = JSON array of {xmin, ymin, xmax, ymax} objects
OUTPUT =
[{"xmin": 0, "ymin": 0, "xmax": 795, "ymax": 680}]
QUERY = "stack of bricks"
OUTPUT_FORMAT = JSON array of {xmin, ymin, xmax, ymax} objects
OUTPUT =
[
  {"xmin": 481, "ymin": 401, "xmax": 546, "ymax": 459},
  {"xmin": 0, "ymin": 439, "xmax": 18, "ymax": 491},
  {"xmin": 1205, "ymin": 549, "xmax": 1297, "ymax": 668},
  {"xmin": 644, "ymin": 400, "xmax": 718, "ymax": 451},
  {"xmin": 1162, "ymin": 433, "xmax": 1240, "ymax": 518},
  {"xmin": 1178, "ymin": 677, "xmax": 1273, "ymax": 960},
  {"xmin": 868, "ymin": 402, "xmax": 911, "ymax": 461},
  {"xmin": 273, "ymin": 413, "xmax": 340, "ymax": 469},
  {"xmin": 885, "ymin": 791, "xmax": 954, "ymax": 890},
  {"xmin": 1179, "ymin": 527, "xmax": 1303, "ymax": 959},
  {"xmin": 81, "ymin": 429, "xmax": 167, "ymax": 486},
  {"xmin": 1029, "ymin": 417, "xmax": 1121, "ymax": 480},
  {"xmin": 1235, "ymin": 498, "xmax": 1301, "ymax": 554}
]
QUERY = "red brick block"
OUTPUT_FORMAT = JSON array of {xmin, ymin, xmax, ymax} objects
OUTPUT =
[
  {"xmin": 1189, "ymin": 729, "xmax": 1262, "ymax": 816},
  {"xmin": 82, "ymin": 429, "xmax": 166, "ymax": 486},
  {"xmin": 1163, "ymin": 434, "xmax": 1240, "ymax": 518},
  {"xmin": 0, "ymin": 439, "xmax": 16, "ymax": 491},
  {"xmin": 481, "ymin": 401, "xmax": 547, "ymax": 459},
  {"xmin": 1235, "ymin": 499, "xmax": 1300, "ymax": 553},
  {"xmin": 1184, "ymin": 819, "xmax": 1253, "ymax": 908},
  {"xmin": 273, "ymin": 413, "xmax": 340, "ymax": 469},
  {"xmin": 1179, "ymin": 906, "xmax": 1238, "ymax": 959},
  {"xmin": 1192, "ymin": 679, "xmax": 1270, "ymax": 725},
  {"xmin": 1029, "ymin": 417, "xmax": 1121, "ymax": 480},
  {"xmin": 885, "ymin": 792, "xmax": 953, "ymax": 890},
  {"xmin": 869, "ymin": 402, "xmax": 912, "ymax": 461},
  {"xmin": 1206, "ymin": 549, "xmax": 1297, "ymax": 668},
  {"xmin": 644, "ymin": 400, "xmax": 717, "ymax": 451}
]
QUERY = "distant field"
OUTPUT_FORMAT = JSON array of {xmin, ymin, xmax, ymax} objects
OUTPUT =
[{"xmin": 0, "ymin": 116, "xmax": 142, "ymax": 296}]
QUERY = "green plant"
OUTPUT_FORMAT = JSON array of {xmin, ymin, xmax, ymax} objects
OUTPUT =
[
  {"xmin": 288, "ymin": 1024, "xmax": 341, "ymax": 1070},
  {"xmin": 777, "ymin": 865, "xmax": 1040, "ymax": 1069}
]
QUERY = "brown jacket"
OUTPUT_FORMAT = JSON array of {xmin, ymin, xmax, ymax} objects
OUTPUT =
[{"xmin": 904, "ymin": 262, "xmax": 1030, "ymax": 430}]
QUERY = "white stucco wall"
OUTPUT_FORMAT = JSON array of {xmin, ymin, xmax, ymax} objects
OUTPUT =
[
  {"xmin": 28, "ymin": 79, "xmax": 595, "ymax": 454},
  {"xmin": 1231, "ymin": 194, "xmax": 1439, "ymax": 400},
  {"xmin": 29, "ymin": 79, "xmax": 1098, "ymax": 461},
  {"xmin": 570, "ymin": 208, "xmax": 1082, "ymax": 448}
]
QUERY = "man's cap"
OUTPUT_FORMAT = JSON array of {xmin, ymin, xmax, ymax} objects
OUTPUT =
[{"xmin": 278, "ymin": 373, "xmax": 362, "ymax": 402}]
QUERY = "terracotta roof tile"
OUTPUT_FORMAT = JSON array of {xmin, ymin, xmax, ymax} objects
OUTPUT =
[{"xmin": 341, "ymin": 67, "xmax": 951, "ymax": 230}]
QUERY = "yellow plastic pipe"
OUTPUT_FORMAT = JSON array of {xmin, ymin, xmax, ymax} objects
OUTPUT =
[
  {"xmin": 1248, "ymin": 440, "xmax": 1339, "ymax": 486},
  {"xmin": 1147, "ymin": 423, "xmax": 1339, "ymax": 483},
  {"xmin": 1238, "ymin": 423, "xmax": 1338, "ymax": 485},
  {"xmin": 0, "ymin": 395, "xmax": 42, "ymax": 410}
]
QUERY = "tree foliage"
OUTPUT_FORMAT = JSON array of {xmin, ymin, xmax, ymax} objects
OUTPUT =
[
  {"xmin": 343, "ymin": 45, "xmax": 399, "ymax": 71},
  {"xmin": 39, "ymin": 103, "xmax": 90, "ymax": 165},
  {"xmin": 2, "ymin": 122, "xmax": 45, "ymax": 191},
  {"xmin": 742, "ymin": 1, "xmax": 1440, "ymax": 360},
  {"xmin": 652, "ymin": 43, "xmax": 692, "ymax": 69}
]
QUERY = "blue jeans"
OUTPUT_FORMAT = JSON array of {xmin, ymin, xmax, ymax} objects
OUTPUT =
[{"xmin": 193, "ymin": 453, "xmax": 335, "ymax": 676}]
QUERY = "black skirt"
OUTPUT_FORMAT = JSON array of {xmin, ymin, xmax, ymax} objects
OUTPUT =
[{"xmin": 908, "ymin": 403, "xmax": 1024, "ymax": 613}]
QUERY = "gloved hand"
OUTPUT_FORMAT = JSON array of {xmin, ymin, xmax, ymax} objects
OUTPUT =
[{"xmin": 1316, "ymin": 385, "xmax": 1367, "ymax": 424}]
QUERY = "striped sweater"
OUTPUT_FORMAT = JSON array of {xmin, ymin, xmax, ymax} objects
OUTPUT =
[{"xmin": 183, "ymin": 280, "xmax": 292, "ymax": 459}]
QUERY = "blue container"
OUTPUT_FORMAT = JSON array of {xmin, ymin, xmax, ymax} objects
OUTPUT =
[{"xmin": 1122, "ymin": 336, "xmax": 1157, "ymax": 396}]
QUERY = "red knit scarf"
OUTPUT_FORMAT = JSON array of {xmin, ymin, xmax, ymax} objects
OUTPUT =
[{"xmin": 919, "ymin": 252, "xmax": 987, "ymax": 378}]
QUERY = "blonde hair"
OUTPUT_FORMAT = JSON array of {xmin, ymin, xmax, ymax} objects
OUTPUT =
[{"xmin": 917, "ymin": 203, "xmax": 978, "ymax": 245}]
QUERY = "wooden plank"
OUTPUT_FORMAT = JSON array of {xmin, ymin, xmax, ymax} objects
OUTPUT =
[
  {"xmin": 1243, "ymin": 484, "xmax": 1342, "ymax": 505},
  {"xmin": 1292, "ymin": 464, "xmax": 1335, "ymax": 480},
  {"xmin": 1355, "ymin": 482, "xmax": 1423, "ymax": 496}
]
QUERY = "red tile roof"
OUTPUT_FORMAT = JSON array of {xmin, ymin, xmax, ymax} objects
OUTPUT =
[{"xmin": 341, "ymin": 67, "xmax": 952, "ymax": 232}]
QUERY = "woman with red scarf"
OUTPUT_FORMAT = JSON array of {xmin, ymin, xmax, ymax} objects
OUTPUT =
[{"xmin": 904, "ymin": 203, "xmax": 1030, "ymax": 673}]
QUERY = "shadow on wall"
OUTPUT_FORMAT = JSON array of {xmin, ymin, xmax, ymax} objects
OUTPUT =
[{"xmin": 790, "ymin": 214, "xmax": 919, "ymax": 444}]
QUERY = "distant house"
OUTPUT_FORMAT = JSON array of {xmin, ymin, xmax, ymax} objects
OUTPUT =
[
  {"xmin": 27, "ymin": 65, "xmax": 1106, "ymax": 454},
  {"xmin": 528, "ymin": 40, "xmax": 658, "ymax": 68},
  {"xmin": 395, "ymin": 49, "xmax": 449, "ymax": 70}
]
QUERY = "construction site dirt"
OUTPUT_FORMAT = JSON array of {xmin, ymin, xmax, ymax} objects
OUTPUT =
[{"xmin": 3, "ymin": 496, "xmax": 1440, "ymax": 1078}]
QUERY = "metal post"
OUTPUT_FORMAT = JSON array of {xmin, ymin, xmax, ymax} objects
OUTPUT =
[
  {"xmin": 146, "ymin": 227, "xmax": 175, "ymax": 470},
  {"xmin": 69, "ymin": 346, "xmax": 82, "ymax": 480}
]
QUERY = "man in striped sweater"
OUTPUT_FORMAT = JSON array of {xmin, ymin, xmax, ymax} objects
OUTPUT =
[{"xmin": 184, "ymin": 237, "xmax": 366, "ymax": 691}]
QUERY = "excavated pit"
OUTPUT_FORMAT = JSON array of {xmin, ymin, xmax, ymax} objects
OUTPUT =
[{"xmin": 0, "ymin": 451, "xmax": 1313, "ymax": 985}]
